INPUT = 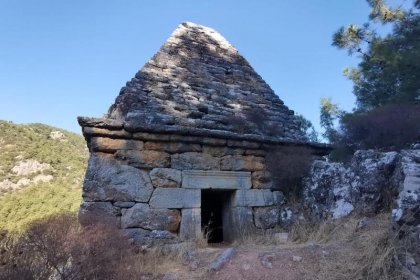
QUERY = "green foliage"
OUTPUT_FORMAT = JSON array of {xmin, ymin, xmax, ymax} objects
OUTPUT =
[
  {"xmin": 332, "ymin": 0, "xmax": 420, "ymax": 110},
  {"xmin": 319, "ymin": 97, "xmax": 343, "ymax": 143},
  {"xmin": 0, "ymin": 121, "xmax": 88, "ymax": 232},
  {"xmin": 324, "ymin": 0, "xmax": 420, "ymax": 158},
  {"xmin": 295, "ymin": 114, "xmax": 319, "ymax": 142}
]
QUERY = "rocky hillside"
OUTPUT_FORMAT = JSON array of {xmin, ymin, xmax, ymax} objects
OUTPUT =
[{"xmin": 0, "ymin": 121, "xmax": 88, "ymax": 231}]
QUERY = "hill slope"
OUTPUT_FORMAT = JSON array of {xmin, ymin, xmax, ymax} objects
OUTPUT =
[{"xmin": 0, "ymin": 121, "xmax": 88, "ymax": 231}]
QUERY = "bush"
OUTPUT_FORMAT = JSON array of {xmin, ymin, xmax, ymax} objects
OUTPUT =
[
  {"xmin": 266, "ymin": 146, "xmax": 313, "ymax": 197},
  {"xmin": 0, "ymin": 215, "xmax": 144, "ymax": 280},
  {"xmin": 341, "ymin": 103, "xmax": 420, "ymax": 150}
]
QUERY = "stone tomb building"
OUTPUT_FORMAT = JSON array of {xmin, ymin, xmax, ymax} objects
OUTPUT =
[{"xmin": 78, "ymin": 22, "xmax": 327, "ymax": 244}]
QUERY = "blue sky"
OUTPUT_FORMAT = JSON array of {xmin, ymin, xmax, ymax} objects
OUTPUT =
[{"xmin": 0, "ymin": 0, "xmax": 374, "ymax": 134}]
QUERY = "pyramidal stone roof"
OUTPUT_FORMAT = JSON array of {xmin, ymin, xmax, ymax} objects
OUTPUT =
[{"xmin": 79, "ymin": 22, "xmax": 312, "ymax": 144}]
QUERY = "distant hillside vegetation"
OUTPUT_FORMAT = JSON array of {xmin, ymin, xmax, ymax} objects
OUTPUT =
[{"xmin": 0, "ymin": 121, "xmax": 88, "ymax": 231}]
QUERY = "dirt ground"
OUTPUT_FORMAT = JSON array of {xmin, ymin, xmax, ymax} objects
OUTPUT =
[{"xmin": 147, "ymin": 242, "xmax": 338, "ymax": 280}]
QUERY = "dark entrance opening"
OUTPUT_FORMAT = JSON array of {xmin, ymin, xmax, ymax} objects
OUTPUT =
[{"xmin": 201, "ymin": 189, "xmax": 234, "ymax": 243}]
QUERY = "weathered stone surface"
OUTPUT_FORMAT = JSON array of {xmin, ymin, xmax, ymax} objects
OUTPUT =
[
  {"xmin": 209, "ymin": 248, "xmax": 236, "ymax": 272},
  {"xmin": 231, "ymin": 207, "xmax": 256, "ymax": 234},
  {"xmin": 113, "ymin": 201, "xmax": 136, "ymax": 208},
  {"xmin": 303, "ymin": 150, "xmax": 399, "ymax": 221},
  {"xmin": 392, "ymin": 150, "xmax": 420, "ymax": 222},
  {"xmin": 78, "ymin": 116, "xmax": 123, "ymax": 129},
  {"xmin": 90, "ymin": 137, "xmax": 143, "ymax": 152},
  {"xmin": 279, "ymin": 207, "xmax": 297, "ymax": 227},
  {"xmin": 83, "ymin": 127, "xmax": 131, "ymax": 138},
  {"xmin": 150, "ymin": 168, "xmax": 182, "ymax": 188},
  {"xmin": 180, "ymin": 208, "xmax": 201, "ymax": 240},
  {"xmin": 123, "ymin": 228, "xmax": 178, "ymax": 245},
  {"xmin": 115, "ymin": 150, "xmax": 170, "ymax": 168},
  {"xmin": 244, "ymin": 149, "xmax": 266, "ymax": 156},
  {"xmin": 202, "ymin": 138, "xmax": 227, "ymax": 146},
  {"xmin": 251, "ymin": 170, "xmax": 273, "ymax": 189},
  {"xmin": 83, "ymin": 155, "xmax": 153, "ymax": 202},
  {"xmin": 253, "ymin": 207, "xmax": 280, "ymax": 229},
  {"xmin": 202, "ymin": 146, "xmax": 243, "ymax": 157},
  {"xmin": 132, "ymin": 132, "xmax": 171, "ymax": 141},
  {"xmin": 182, "ymin": 170, "xmax": 251, "ymax": 189},
  {"xmin": 149, "ymin": 188, "xmax": 200, "ymax": 208},
  {"xmin": 232, "ymin": 189, "xmax": 275, "ymax": 207},
  {"xmin": 144, "ymin": 141, "xmax": 201, "ymax": 153},
  {"xmin": 79, "ymin": 201, "xmax": 120, "ymax": 226},
  {"xmin": 227, "ymin": 140, "xmax": 261, "ymax": 149},
  {"xmin": 11, "ymin": 159, "xmax": 51, "ymax": 176},
  {"xmin": 273, "ymin": 191, "xmax": 286, "ymax": 205},
  {"xmin": 101, "ymin": 22, "xmax": 309, "ymax": 142},
  {"xmin": 171, "ymin": 152, "xmax": 220, "ymax": 170},
  {"xmin": 221, "ymin": 155, "xmax": 265, "ymax": 171},
  {"xmin": 121, "ymin": 203, "xmax": 181, "ymax": 232},
  {"xmin": 391, "ymin": 150, "xmax": 420, "ymax": 278}
]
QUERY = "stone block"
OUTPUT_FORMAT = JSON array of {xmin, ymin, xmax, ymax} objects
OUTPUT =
[
  {"xmin": 90, "ymin": 137, "xmax": 143, "ymax": 152},
  {"xmin": 182, "ymin": 170, "xmax": 251, "ymax": 189},
  {"xmin": 244, "ymin": 149, "xmax": 266, "ymax": 156},
  {"xmin": 83, "ymin": 155, "xmax": 153, "ymax": 202},
  {"xmin": 231, "ymin": 207, "xmax": 255, "ymax": 235},
  {"xmin": 253, "ymin": 206, "xmax": 280, "ymax": 229},
  {"xmin": 113, "ymin": 201, "xmax": 136, "ymax": 208},
  {"xmin": 180, "ymin": 208, "xmax": 201, "ymax": 240},
  {"xmin": 79, "ymin": 201, "xmax": 120, "ymax": 226},
  {"xmin": 251, "ymin": 170, "xmax": 273, "ymax": 189},
  {"xmin": 121, "ymin": 203, "xmax": 181, "ymax": 232},
  {"xmin": 202, "ymin": 137, "xmax": 227, "ymax": 146},
  {"xmin": 221, "ymin": 155, "xmax": 265, "ymax": 172},
  {"xmin": 227, "ymin": 140, "xmax": 261, "ymax": 149},
  {"xmin": 150, "ymin": 168, "xmax": 182, "ymax": 188},
  {"xmin": 202, "ymin": 146, "xmax": 244, "ymax": 157},
  {"xmin": 171, "ymin": 152, "xmax": 220, "ymax": 170},
  {"xmin": 149, "ymin": 188, "xmax": 201, "ymax": 208},
  {"xmin": 123, "ymin": 228, "xmax": 177, "ymax": 245},
  {"xmin": 115, "ymin": 150, "xmax": 170, "ymax": 168},
  {"xmin": 144, "ymin": 141, "xmax": 202, "ymax": 153},
  {"xmin": 132, "ymin": 132, "xmax": 171, "ymax": 141},
  {"xmin": 83, "ymin": 127, "xmax": 132, "ymax": 138},
  {"xmin": 232, "ymin": 189, "xmax": 275, "ymax": 207}
]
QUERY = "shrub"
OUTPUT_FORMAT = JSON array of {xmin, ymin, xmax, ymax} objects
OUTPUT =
[
  {"xmin": 0, "ymin": 214, "xmax": 142, "ymax": 280},
  {"xmin": 340, "ymin": 103, "xmax": 420, "ymax": 150},
  {"xmin": 266, "ymin": 145, "xmax": 313, "ymax": 197}
]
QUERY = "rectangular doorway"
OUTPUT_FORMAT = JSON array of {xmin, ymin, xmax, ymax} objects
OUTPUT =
[{"xmin": 201, "ymin": 189, "xmax": 234, "ymax": 243}]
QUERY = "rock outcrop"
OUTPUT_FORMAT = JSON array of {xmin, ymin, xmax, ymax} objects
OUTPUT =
[{"xmin": 302, "ymin": 148, "xmax": 420, "ymax": 277}]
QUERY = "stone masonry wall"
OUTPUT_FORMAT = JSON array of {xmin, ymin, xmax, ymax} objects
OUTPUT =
[{"xmin": 79, "ymin": 126, "xmax": 285, "ymax": 245}]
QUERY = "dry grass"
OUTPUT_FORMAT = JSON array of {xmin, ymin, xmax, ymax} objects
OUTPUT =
[{"xmin": 293, "ymin": 213, "xmax": 405, "ymax": 280}]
